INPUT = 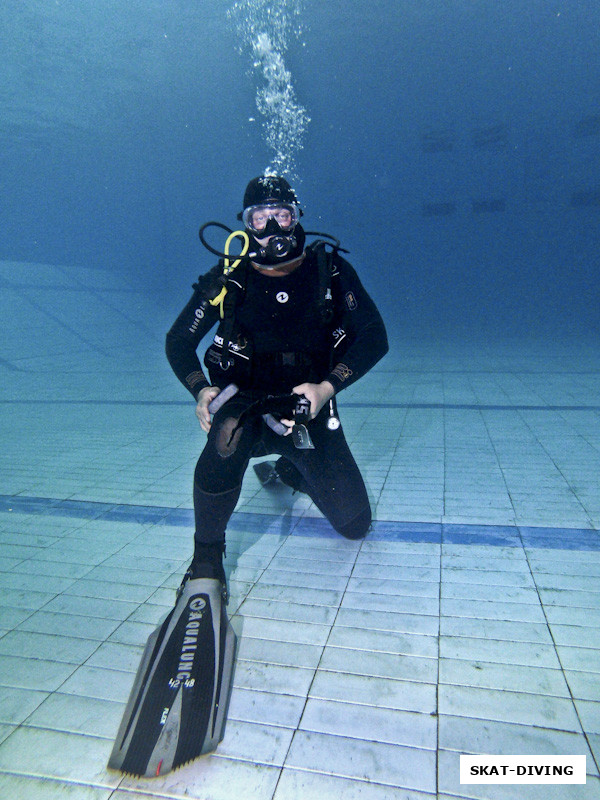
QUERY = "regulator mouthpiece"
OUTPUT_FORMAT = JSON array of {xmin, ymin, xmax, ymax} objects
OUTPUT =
[{"xmin": 260, "ymin": 234, "xmax": 296, "ymax": 261}]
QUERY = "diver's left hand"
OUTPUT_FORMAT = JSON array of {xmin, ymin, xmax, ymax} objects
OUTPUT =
[{"xmin": 280, "ymin": 381, "xmax": 335, "ymax": 429}]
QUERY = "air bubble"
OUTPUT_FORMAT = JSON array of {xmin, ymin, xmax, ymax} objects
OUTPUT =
[{"xmin": 228, "ymin": 0, "xmax": 310, "ymax": 181}]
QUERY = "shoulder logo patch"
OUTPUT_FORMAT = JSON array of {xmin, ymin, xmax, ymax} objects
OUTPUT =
[{"xmin": 345, "ymin": 291, "xmax": 358, "ymax": 311}]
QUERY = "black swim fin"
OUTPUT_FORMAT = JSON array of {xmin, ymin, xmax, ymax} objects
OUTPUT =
[{"xmin": 108, "ymin": 577, "xmax": 237, "ymax": 777}]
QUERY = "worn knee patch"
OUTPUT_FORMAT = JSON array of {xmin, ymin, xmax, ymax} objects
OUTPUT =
[{"xmin": 215, "ymin": 417, "xmax": 244, "ymax": 458}]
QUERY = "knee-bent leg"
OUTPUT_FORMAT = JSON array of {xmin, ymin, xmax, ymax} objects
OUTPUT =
[
  {"xmin": 282, "ymin": 425, "xmax": 372, "ymax": 540},
  {"xmin": 193, "ymin": 406, "xmax": 259, "ymax": 543}
]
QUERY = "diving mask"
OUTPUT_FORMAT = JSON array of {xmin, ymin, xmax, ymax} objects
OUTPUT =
[{"xmin": 242, "ymin": 202, "xmax": 301, "ymax": 236}]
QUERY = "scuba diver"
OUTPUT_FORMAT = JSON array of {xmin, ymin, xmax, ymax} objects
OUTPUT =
[
  {"xmin": 108, "ymin": 175, "xmax": 388, "ymax": 778},
  {"xmin": 165, "ymin": 175, "xmax": 389, "ymax": 596}
]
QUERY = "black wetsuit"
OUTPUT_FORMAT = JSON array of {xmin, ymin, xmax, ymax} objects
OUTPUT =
[{"xmin": 166, "ymin": 248, "xmax": 388, "ymax": 546}]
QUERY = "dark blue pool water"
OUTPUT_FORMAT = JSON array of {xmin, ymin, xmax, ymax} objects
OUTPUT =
[{"xmin": 2, "ymin": 0, "xmax": 599, "ymax": 340}]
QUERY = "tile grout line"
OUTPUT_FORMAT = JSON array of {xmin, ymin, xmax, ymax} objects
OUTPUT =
[
  {"xmin": 519, "ymin": 535, "xmax": 600, "ymax": 778},
  {"xmin": 435, "ymin": 524, "xmax": 443, "ymax": 798},
  {"xmin": 514, "ymin": 407, "xmax": 596, "ymax": 529},
  {"xmin": 267, "ymin": 534, "xmax": 365, "ymax": 799},
  {"xmin": 437, "ymin": 374, "xmax": 447, "ymax": 798},
  {"xmin": 3, "ymin": 520, "xmax": 169, "ymax": 797}
]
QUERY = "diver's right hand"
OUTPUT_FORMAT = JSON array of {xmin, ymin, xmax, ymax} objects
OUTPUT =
[{"xmin": 195, "ymin": 386, "xmax": 220, "ymax": 432}]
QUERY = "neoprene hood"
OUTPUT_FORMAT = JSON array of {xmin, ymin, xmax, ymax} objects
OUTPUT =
[{"xmin": 242, "ymin": 175, "xmax": 299, "ymax": 210}]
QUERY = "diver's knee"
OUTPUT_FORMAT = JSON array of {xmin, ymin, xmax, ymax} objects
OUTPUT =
[{"xmin": 336, "ymin": 507, "xmax": 371, "ymax": 540}]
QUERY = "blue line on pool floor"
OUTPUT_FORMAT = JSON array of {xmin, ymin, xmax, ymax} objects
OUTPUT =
[
  {"xmin": 1, "ymin": 399, "xmax": 600, "ymax": 411},
  {"xmin": 1, "ymin": 494, "xmax": 598, "ymax": 551}
]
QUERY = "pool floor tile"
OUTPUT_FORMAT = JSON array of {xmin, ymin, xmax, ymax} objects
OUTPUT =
[{"xmin": 1, "ymin": 335, "xmax": 599, "ymax": 797}]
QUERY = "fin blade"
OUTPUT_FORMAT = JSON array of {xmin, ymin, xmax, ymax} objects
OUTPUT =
[{"xmin": 108, "ymin": 577, "xmax": 237, "ymax": 777}]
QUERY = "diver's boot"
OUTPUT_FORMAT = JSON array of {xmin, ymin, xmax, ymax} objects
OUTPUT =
[
  {"xmin": 253, "ymin": 460, "xmax": 279, "ymax": 486},
  {"xmin": 181, "ymin": 484, "xmax": 241, "ymax": 605},
  {"xmin": 253, "ymin": 458, "xmax": 308, "ymax": 493},
  {"xmin": 177, "ymin": 541, "xmax": 227, "ymax": 604},
  {"xmin": 274, "ymin": 457, "xmax": 308, "ymax": 494}
]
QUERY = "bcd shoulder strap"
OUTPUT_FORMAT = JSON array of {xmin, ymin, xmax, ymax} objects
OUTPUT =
[
  {"xmin": 192, "ymin": 262, "xmax": 227, "ymax": 300},
  {"xmin": 193, "ymin": 259, "xmax": 248, "ymax": 369},
  {"xmin": 306, "ymin": 239, "xmax": 337, "ymax": 325},
  {"xmin": 217, "ymin": 259, "xmax": 247, "ymax": 369}
]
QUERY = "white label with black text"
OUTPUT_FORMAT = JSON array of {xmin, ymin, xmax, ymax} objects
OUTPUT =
[{"xmin": 460, "ymin": 755, "xmax": 586, "ymax": 784}]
